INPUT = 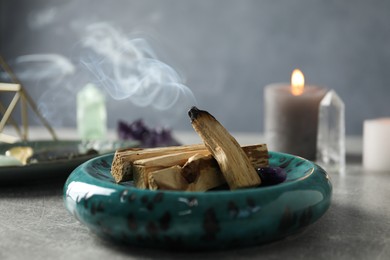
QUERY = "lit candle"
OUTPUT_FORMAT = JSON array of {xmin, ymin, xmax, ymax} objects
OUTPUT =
[
  {"xmin": 363, "ymin": 118, "xmax": 390, "ymax": 171},
  {"xmin": 264, "ymin": 69, "xmax": 327, "ymax": 160}
]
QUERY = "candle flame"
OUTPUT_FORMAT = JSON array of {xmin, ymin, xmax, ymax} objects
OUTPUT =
[{"xmin": 291, "ymin": 69, "xmax": 305, "ymax": 96}]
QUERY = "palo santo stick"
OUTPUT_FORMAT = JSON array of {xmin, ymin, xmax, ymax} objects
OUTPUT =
[
  {"xmin": 152, "ymin": 144, "xmax": 268, "ymax": 191},
  {"xmin": 148, "ymin": 154, "xmax": 225, "ymax": 192},
  {"xmin": 184, "ymin": 154, "xmax": 226, "ymax": 192},
  {"xmin": 182, "ymin": 144, "xmax": 268, "ymax": 187},
  {"xmin": 188, "ymin": 106, "xmax": 261, "ymax": 190},
  {"xmin": 144, "ymin": 153, "xmax": 223, "ymax": 192},
  {"xmin": 132, "ymin": 150, "xmax": 210, "ymax": 189},
  {"xmin": 111, "ymin": 144, "xmax": 206, "ymax": 183},
  {"xmin": 181, "ymin": 153, "xmax": 214, "ymax": 184},
  {"xmin": 242, "ymin": 144, "xmax": 268, "ymax": 167},
  {"xmin": 148, "ymin": 166, "xmax": 188, "ymax": 190},
  {"xmin": 143, "ymin": 144, "xmax": 269, "ymax": 191}
]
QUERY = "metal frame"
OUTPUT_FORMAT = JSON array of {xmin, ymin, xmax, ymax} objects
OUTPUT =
[{"xmin": 0, "ymin": 55, "xmax": 57, "ymax": 143}]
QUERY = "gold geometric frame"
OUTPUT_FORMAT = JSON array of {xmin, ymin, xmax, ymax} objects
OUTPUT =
[{"xmin": 0, "ymin": 55, "xmax": 57, "ymax": 143}]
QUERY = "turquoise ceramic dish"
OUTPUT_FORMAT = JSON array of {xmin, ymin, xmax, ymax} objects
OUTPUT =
[{"xmin": 64, "ymin": 151, "xmax": 332, "ymax": 250}]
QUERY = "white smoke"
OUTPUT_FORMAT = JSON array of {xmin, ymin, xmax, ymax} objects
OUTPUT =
[
  {"xmin": 2, "ymin": 22, "xmax": 196, "ymax": 127},
  {"xmin": 27, "ymin": 7, "xmax": 58, "ymax": 30},
  {"xmin": 14, "ymin": 54, "xmax": 75, "ymax": 84},
  {"xmin": 80, "ymin": 23, "xmax": 196, "ymax": 110}
]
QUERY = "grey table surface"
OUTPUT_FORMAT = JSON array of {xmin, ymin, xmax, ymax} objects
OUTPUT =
[{"xmin": 0, "ymin": 131, "xmax": 389, "ymax": 260}]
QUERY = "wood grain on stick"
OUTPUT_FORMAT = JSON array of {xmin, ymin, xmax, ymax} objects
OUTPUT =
[
  {"xmin": 134, "ymin": 143, "xmax": 268, "ymax": 190},
  {"xmin": 132, "ymin": 150, "xmax": 210, "ymax": 189},
  {"xmin": 111, "ymin": 144, "xmax": 205, "ymax": 183},
  {"xmin": 188, "ymin": 106, "xmax": 261, "ymax": 189}
]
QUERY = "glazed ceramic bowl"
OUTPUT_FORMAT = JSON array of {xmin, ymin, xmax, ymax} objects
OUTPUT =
[{"xmin": 64, "ymin": 151, "xmax": 332, "ymax": 250}]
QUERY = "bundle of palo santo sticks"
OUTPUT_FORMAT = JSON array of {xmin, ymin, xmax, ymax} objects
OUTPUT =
[{"xmin": 110, "ymin": 107, "xmax": 269, "ymax": 191}]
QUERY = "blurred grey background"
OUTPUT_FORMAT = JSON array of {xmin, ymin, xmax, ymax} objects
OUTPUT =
[{"xmin": 1, "ymin": 0, "xmax": 389, "ymax": 135}]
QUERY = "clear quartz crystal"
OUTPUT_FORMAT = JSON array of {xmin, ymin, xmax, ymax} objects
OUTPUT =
[
  {"xmin": 77, "ymin": 83, "xmax": 107, "ymax": 140},
  {"xmin": 316, "ymin": 90, "xmax": 346, "ymax": 174}
]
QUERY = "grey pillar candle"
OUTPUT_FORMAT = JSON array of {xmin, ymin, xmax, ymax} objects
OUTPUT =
[{"xmin": 264, "ymin": 83, "xmax": 327, "ymax": 160}]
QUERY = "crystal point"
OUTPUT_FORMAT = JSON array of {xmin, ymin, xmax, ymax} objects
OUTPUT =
[
  {"xmin": 77, "ymin": 83, "xmax": 107, "ymax": 140},
  {"xmin": 316, "ymin": 90, "xmax": 345, "ymax": 174}
]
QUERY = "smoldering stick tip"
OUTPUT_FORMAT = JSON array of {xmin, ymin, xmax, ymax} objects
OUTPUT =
[{"xmin": 188, "ymin": 106, "xmax": 201, "ymax": 121}]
